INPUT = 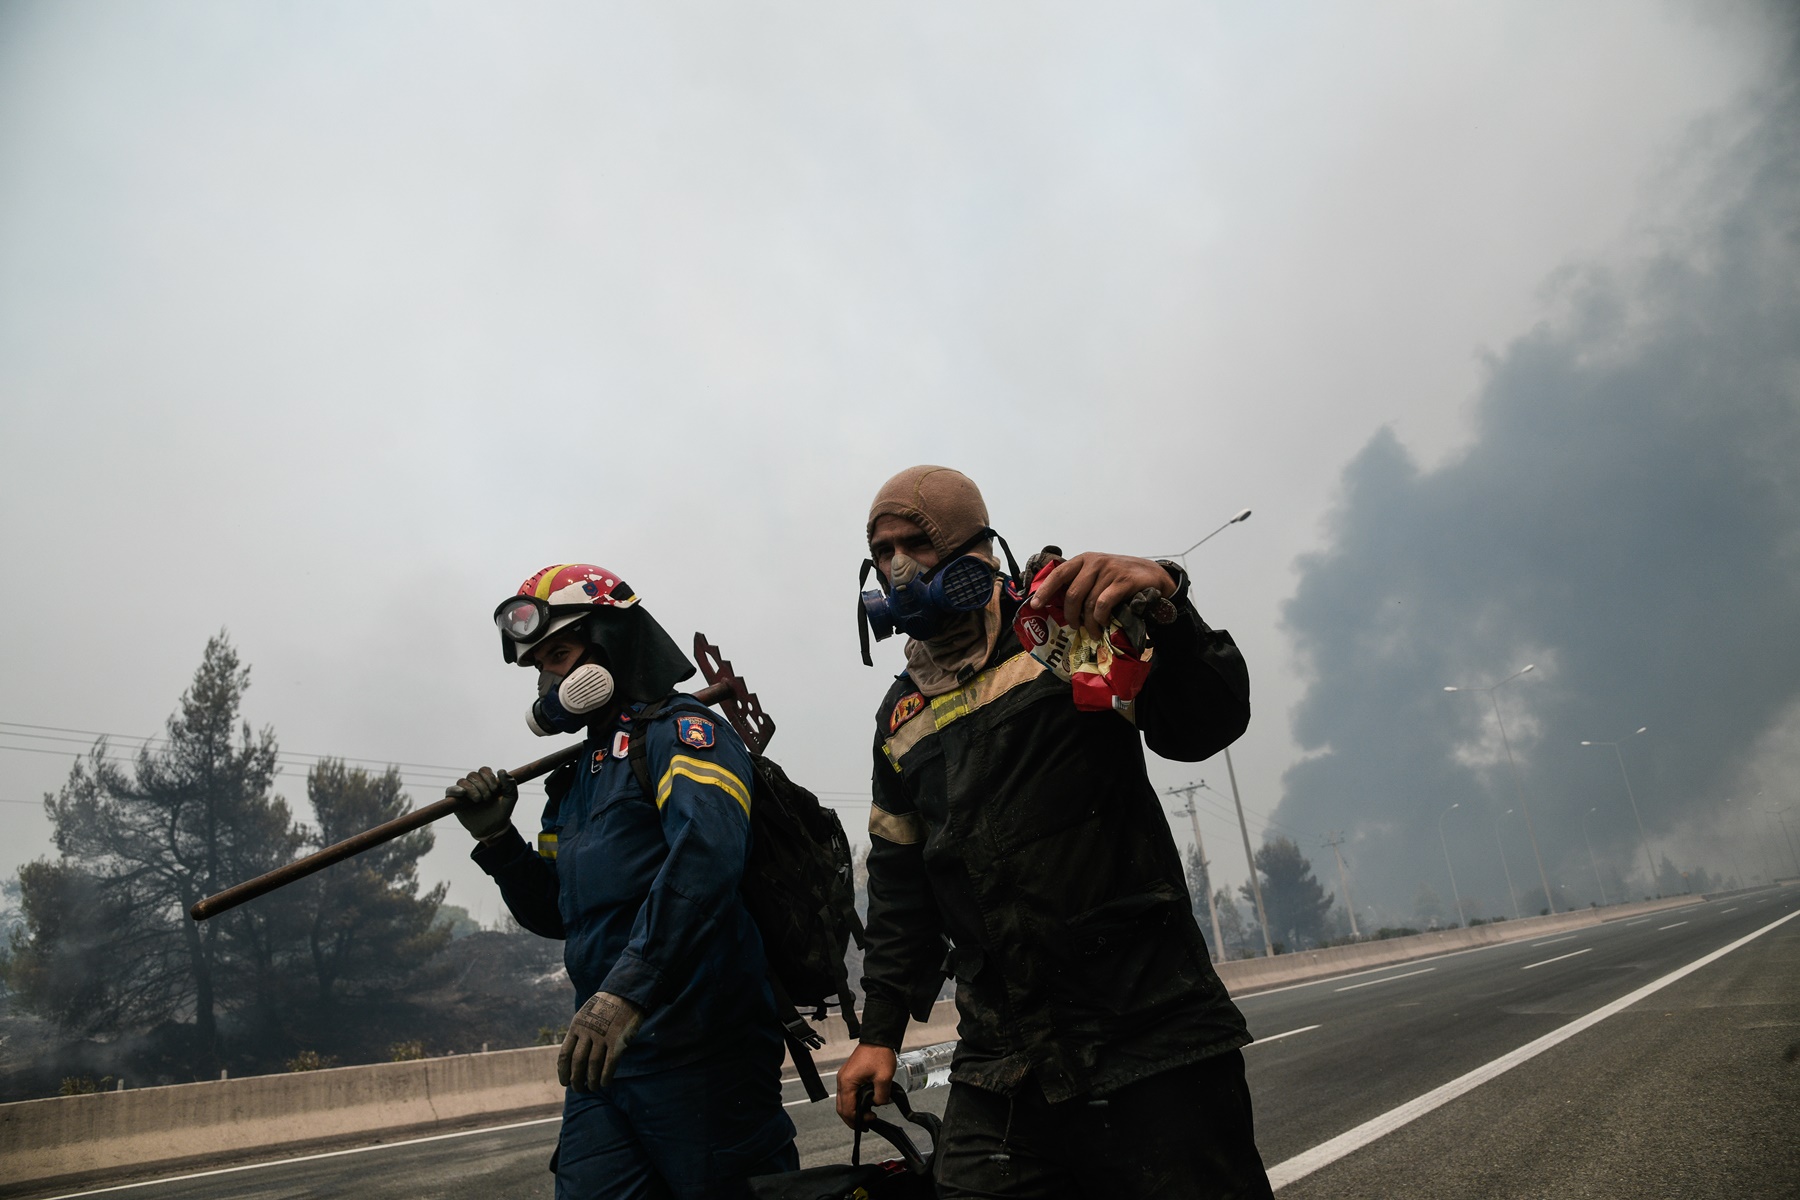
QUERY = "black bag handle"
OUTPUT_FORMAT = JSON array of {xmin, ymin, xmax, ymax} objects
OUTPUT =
[{"xmin": 852, "ymin": 1084, "xmax": 937, "ymax": 1176}]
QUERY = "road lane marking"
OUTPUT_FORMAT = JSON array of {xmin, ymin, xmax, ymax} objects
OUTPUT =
[
  {"xmin": 1624, "ymin": 919, "xmax": 1651, "ymax": 926},
  {"xmin": 1249, "ymin": 1025, "xmax": 1321, "ymax": 1046},
  {"xmin": 1659, "ymin": 922, "xmax": 1688, "ymax": 930},
  {"xmin": 1522, "ymin": 947, "xmax": 1593, "ymax": 970},
  {"xmin": 1335, "ymin": 968, "xmax": 1435, "ymax": 992},
  {"xmin": 1530, "ymin": 935, "xmax": 1577, "ymax": 948},
  {"xmin": 39, "ymin": 1115, "xmax": 564, "ymax": 1199},
  {"xmin": 1721, "ymin": 907, "xmax": 1738, "ymax": 913},
  {"xmin": 1265, "ymin": 907, "xmax": 1800, "ymax": 1191}
]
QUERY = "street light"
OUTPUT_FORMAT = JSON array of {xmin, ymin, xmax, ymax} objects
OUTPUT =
[
  {"xmin": 1154, "ymin": 508, "xmax": 1252, "ymax": 573},
  {"xmin": 1444, "ymin": 665, "xmax": 1555, "ymax": 912},
  {"xmin": 1495, "ymin": 807, "xmax": 1522, "ymax": 919},
  {"xmin": 1579, "ymin": 727, "xmax": 1656, "ymax": 894},
  {"xmin": 1580, "ymin": 806, "xmax": 1608, "ymax": 906},
  {"xmin": 1438, "ymin": 802, "xmax": 1467, "ymax": 928},
  {"xmin": 1766, "ymin": 805, "xmax": 1799, "ymax": 878}
]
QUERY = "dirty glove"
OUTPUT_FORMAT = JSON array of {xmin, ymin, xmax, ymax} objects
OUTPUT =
[
  {"xmin": 449, "ymin": 767, "xmax": 518, "ymax": 841},
  {"xmin": 559, "ymin": 992, "xmax": 646, "ymax": 1091}
]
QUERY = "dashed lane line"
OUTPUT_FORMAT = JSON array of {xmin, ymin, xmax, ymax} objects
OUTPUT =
[
  {"xmin": 1530, "ymin": 935, "xmax": 1577, "ymax": 948},
  {"xmin": 39, "ymin": 1116, "xmax": 564, "ymax": 1199},
  {"xmin": 1248, "ymin": 1025, "xmax": 1322, "ymax": 1047},
  {"xmin": 1722, "ymin": 907, "xmax": 1739, "ymax": 913},
  {"xmin": 1623, "ymin": 919, "xmax": 1651, "ymax": 926},
  {"xmin": 1522, "ymin": 947, "xmax": 1593, "ymax": 970},
  {"xmin": 1659, "ymin": 922, "xmax": 1689, "ymax": 930},
  {"xmin": 1265, "ymin": 906, "xmax": 1800, "ymax": 1191},
  {"xmin": 1335, "ymin": 968, "xmax": 1435, "ymax": 992}
]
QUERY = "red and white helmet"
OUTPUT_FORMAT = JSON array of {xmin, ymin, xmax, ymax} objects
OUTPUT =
[{"xmin": 494, "ymin": 563, "xmax": 639, "ymax": 665}]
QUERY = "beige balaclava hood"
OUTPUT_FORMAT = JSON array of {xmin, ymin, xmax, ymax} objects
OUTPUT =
[{"xmin": 865, "ymin": 465, "xmax": 1004, "ymax": 696}]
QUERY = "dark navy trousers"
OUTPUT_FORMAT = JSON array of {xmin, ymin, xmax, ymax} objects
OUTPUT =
[{"xmin": 552, "ymin": 1039, "xmax": 798, "ymax": 1200}]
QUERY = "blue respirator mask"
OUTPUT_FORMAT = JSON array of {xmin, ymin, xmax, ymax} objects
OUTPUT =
[{"xmin": 858, "ymin": 527, "xmax": 1020, "ymax": 666}]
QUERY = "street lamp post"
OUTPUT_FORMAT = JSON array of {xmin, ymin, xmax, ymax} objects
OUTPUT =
[
  {"xmin": 1218, "ymin": 756, "xmax": 1275, "ymax": 957},
  {"xmin": 1444, "ymin": 665, "xmax": 1555, "ymax": 913},
  {"xmin": 1438, "ymin": 802, "xmax": 1467, "ymax": 928},
  {"xmin": 1768, "ymin": 806, "xmax": 1799, "ymax": 878},
  {"xmin": 1154, "ymin": 508, "xmax": 1252, "ymax": 574},
  {"xmin": 1580, "ymin": 806, "xmax": 1608, "ymax": 906},
  {"xmin": 1495, "ymin": 808, "xmax": 1522, "ymax": 919},
  {"xmin": 1579, "ymin": 727, "xmax": 1656, "ymax": 895}
]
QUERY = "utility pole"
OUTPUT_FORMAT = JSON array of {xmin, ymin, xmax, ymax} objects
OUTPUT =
[
  {"xmin": 1324, "ymin": 832, "xmax": 1359, "ymax": 938},
  {"xmin": 1224, "ymin": 748, "xmax": 1275, "ymax": 957},
  {"xmin": 1169, "ymin": 782, "xmax": 1225, "ymax": 962}
]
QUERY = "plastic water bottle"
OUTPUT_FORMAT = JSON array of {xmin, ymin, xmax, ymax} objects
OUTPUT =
[{"xmin": 893, "ymin": 1040, "xmax": 957, "ymax": 1092}]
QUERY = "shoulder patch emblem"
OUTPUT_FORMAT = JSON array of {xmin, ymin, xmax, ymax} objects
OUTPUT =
[
  {"xmin": 590, "ymin": 748, "xmax": 606, "ymax": 774},
  {"xmin": 889, "ymin": 691, "xmax": 926, "ymax": 733},
  {"xmin": 612, "ymin": 731, "xmax": 630, "ymax": 759},
  {"xmin": 676, "ymin": 715, "xmax": 715, "ymax": 749}
]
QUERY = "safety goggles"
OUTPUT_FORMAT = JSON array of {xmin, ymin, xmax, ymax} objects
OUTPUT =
[{"xmin": 493, "ymin": 595, "xmax": 593, "ymax": 647}]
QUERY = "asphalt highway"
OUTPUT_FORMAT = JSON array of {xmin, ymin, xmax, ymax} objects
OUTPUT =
[{"xmin": 31, "ymin": 888, "xmax": 1799, "ymax": 1199}]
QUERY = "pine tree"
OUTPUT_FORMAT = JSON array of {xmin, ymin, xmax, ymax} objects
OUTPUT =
[
  {"xmin": 301, "ymin": 761, "xmax": 448, "ymax": 1005},
  {"xmin": 14, "ymin": 634, "xmax": 297, "ymax": 1063},
  {"xmin": 1245, "ymin": 838, "xmax": 1335, "ymax": 949}
]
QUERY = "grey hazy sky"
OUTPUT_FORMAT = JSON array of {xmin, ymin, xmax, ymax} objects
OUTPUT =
[{"xmin": 0, "ymin": 2, "xmax": 1786, "ymax": 926}]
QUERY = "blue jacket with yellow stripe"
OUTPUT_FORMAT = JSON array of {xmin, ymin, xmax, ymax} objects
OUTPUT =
[{"xmin": 471, "ymin": 701, "xmax": 780, "ymax": 1075}]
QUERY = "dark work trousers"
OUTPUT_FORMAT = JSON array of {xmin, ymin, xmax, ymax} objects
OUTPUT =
[
  {"xmin": 552, "ymin": 1038, "xmax": 798, "ymax": 1200},
  {"xmin": 934, "ymin": 1050, "xmax": 1273, "ymax": 1200}
]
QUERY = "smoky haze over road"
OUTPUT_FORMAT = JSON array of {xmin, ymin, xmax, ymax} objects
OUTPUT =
[
  {"xmin": 0, "ymin": 2, "xmax": 1791, "ymax": 933},
  {"xmin": 1277, "ymin": 22, "xmax": 1800, "ymax": 916}
]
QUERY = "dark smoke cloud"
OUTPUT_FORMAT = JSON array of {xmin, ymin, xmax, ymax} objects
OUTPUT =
[{"xmin": 1275, "ymin": 24, "xmax": 1800, "ymax": 916}]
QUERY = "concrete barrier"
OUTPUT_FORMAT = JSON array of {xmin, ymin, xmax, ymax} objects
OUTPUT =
[
  {"xmin": 0, "ymin": 1045, "xmax": 564, "ymax": 1193},
  {"xmin": 1213, "ymin": 893, "xmax": 1697, "ymax": 994}
]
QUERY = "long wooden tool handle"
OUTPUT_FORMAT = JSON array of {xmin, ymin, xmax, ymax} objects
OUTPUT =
[
  {"xmin": 187, "ymin": 741, "xmax": 582, "ymax": 922},
  {"xmin": 187, "ymin": 679, "xmax": 736, "ymax": 923}
]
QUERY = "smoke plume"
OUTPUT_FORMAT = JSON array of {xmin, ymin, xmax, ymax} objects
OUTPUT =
[{"xmin": 1276, "ymin": 26, "xmax": 1800, "ymax": 916}]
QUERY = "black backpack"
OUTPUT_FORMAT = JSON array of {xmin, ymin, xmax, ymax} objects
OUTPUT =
[{"xmin": 628, "ymin": 695, "xmax": 866, "ymax": 1101}]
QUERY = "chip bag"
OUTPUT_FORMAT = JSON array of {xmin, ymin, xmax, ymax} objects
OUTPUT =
[{"xmin": 1012, "ymin": 558, "xmax": 1154, "ymax": 712}]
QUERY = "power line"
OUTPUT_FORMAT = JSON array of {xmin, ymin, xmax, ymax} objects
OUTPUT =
[{"xmin": 0, "ymin": 721, "xmax": 471, "ymax": 778}]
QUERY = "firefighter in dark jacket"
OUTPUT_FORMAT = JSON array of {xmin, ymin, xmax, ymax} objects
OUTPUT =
[
  {"xmin": 838, "ymin": 468, "xmax": 1273, "ymax": 1198},
  {"xmin": 450, "ymin": 563, "xmax": 797, "ymax": 1200}
]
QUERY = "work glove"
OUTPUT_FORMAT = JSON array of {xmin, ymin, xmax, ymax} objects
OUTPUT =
[
  {"xmin": 559, "ymin": 991, "xmax": 646, "ymax": 1091},
  {"xmin": 448, "ymin": 767, "xmax": 519, "ymax": 841}
]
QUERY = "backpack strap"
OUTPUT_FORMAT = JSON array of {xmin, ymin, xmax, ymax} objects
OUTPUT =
[{"xmin": 768, "ymin": 971, "xmax": 830, "ymax": 1103}]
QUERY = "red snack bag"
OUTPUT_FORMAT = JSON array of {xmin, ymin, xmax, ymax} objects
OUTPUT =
[{"xmin": 1012, "ymin": 559, "xmax": 1154, "ymax": 713}]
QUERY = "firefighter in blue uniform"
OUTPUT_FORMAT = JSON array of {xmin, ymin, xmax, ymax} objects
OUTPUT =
[{"xmin": 450, "ymin": 563, "xmax": 797, "ymax": 1199}]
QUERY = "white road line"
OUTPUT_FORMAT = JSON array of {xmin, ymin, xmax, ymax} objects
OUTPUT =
[
  {"xmin": 1249, "ymin": 1024, "xmax": 1322, "ymax": 1047},
  {"xmin": 1721, "ymin": 907, "xmax": 1738, "ymax": 913},
  {"xmin": 39, "ymin": 1115, "xmax": 564, "ymax": 1199},
  {"xmin": 1335, "ymin": 968, "xmax": 1435, "ymax": 992},
  {"xmin": 1677, "ymin": 906, "xmax": 1701, "ymax": 913},
  {"xmin": 1530, "ymin": 935, "xmax": 1577, "ymax": 948},
  {"xmin": 1623, "ymin": 919, "xmax": 1651, "ymax": 926},
  {"xmin": 1659, "ymin": 922, "xmax": 1688, "ymax": 930},
  {"xmin": 1522, "ymin": 947, "xmax": 1593, "ymax": 970},
  {"xmin": 1266, "ymin": 907, "xmax": 1800, "ymax": 1191}
]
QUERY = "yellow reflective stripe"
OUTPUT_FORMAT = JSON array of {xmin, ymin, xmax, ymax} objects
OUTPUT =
[
  {"xmin": 536, "ymin": 831, "xmax": 558, "ymax": 860},
  {"xmin": 655, "ymin": 754, "xmax": 751, "ymax": 817},
  {"xmin": 883, "ymin": 651, "xmax": 1047, "ymax": 764},
  {"xmin": 869, "ymin": 803, "xmax": 925, "ymax": 845}
]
